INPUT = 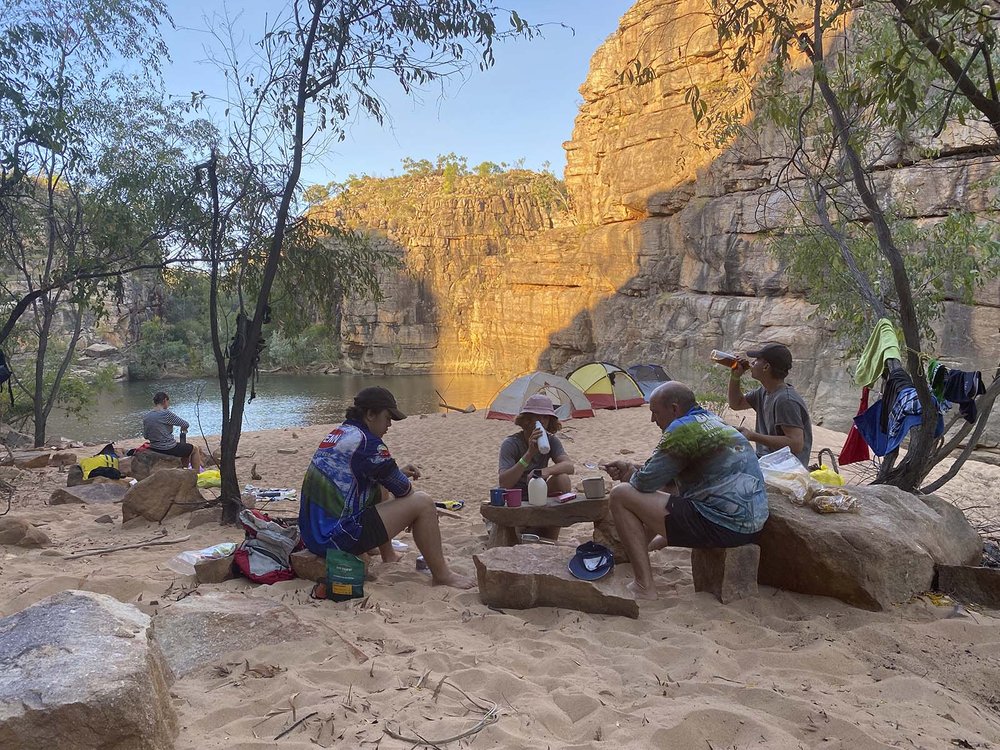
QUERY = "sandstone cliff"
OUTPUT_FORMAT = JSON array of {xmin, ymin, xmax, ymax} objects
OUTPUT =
[{"xmin": 336, "ymin": 0, "xmax": 1000, "ymax": 432}]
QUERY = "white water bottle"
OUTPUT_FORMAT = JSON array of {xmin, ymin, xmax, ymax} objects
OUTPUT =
[
  {"xmin": 535, "ymin": 420, "xmax": 550, "ymax": 455},
  {"xmin": 527, "ymin": 470, "xmax": 547, "ymax": 507}
]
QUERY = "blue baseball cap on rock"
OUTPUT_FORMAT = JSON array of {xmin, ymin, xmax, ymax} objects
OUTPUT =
[{"xmin": 568, "ymin": 541, "xmax": 614, "ymax": 581}]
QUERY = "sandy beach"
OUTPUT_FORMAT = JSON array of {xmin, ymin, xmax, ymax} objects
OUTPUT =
[{"xmin": 2, "ymin": 406, "xmax": 1000, "ymax": 749}]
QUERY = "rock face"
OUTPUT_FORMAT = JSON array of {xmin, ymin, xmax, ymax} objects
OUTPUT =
[
  {"xmin": 473, "ymin": 545, "xmax": 639, "ymax": 618},
  {"xmin": 122, "ymin": 468, "xmax": 205, "ymax": 523},
  {"xmin": 152, "ymin": 592, "xmax": 314, "ymax": 678},
  {"xmin": 330, "ymin": 0, "xmax": 1000, "ymax": 435},
  {"xmin": 130, "ymin": 450, "xmax": 184, "ymax": 480},
  {"xmin": 50, "ymin": 483, "xmax": 128, "ymax": 505},
  {"xmin": 758, "ymin": 486, "xmax": 982, "ymax": 610},
  {"xmin": 0, "ymin": 590, "xmax": 177, "ymax": 750}
]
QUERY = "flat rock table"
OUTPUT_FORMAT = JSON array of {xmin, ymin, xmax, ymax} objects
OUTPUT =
[{"xmin": 479, "ymin": 494, "xmax": 612, "ymax": 548}]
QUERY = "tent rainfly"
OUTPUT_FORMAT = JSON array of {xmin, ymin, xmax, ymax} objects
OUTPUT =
[
  {"xmin": 626, "ymin": 364, "xmax": 672, "ymax": 402},
  {"xmin": 486, "ymin": 372, "xmax": 595, "ymax": 421},
  {"xmin": 567, "ymin": 362, "xmax": 646, "ymax": 410}
]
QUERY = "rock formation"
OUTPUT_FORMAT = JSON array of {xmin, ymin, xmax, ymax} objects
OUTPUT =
[{"xmin": 332, "ymin": 0, "xmax": 1000, "ymax": 432}]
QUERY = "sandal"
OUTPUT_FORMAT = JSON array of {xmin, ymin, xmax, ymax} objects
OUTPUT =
[{"xmin": 309, "ymin": 582, "xmax": 327, "ymax": 600}]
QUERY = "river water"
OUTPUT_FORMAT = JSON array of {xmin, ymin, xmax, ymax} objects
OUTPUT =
[{"xmin": 45, "ymin": 373, "xmax": 506, "ymax": 444}]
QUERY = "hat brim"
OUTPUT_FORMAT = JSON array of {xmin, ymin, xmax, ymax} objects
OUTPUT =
[
  {"xmin": 568, "ymin": 555, "xmax": 613, "ymax": 581},
  {"xmin": 567, "ymin": 542, "xmax": 614, "ymax": 581},
  {"xmin": 388, "ymin": 407, "xmax": 407, "ymax": 420}
]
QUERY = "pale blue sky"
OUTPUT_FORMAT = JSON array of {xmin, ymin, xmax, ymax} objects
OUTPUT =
[{"xmin": 160, "ymin": 1, "xmax": 633, "ymax": 187}]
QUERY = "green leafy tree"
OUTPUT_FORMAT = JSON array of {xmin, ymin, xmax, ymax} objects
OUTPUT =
[
  {"xmin": 0, "ymin": 0, "xmax": 211, "ymax": 444},
  {"xmin": 195, "ymin": 0, "xmax": 539, "ymax": 523},
  {"xmin": 678, "ymin": 0, "xmax": 1000, "ymax": 491}
]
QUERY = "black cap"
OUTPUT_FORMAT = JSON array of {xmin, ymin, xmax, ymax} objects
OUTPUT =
[
  {"xmin": 354, "ymin": 386, "xmax": 406, "ymax": 420},
  {"xmin": 746, "ymin": 343, "xmax": 793, "ymax": 375}
]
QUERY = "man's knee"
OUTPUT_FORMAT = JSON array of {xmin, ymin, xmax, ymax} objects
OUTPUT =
[
  {"xmin": 609, "ymin": 482, "xmax": 636, "ymax": 508},
  {"xmin": 408, "ymin": 490, "xmax": 435, "ymax": 511}
]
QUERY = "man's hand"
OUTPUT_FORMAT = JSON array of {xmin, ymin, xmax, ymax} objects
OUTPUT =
[
  {"xmin": 526, "ymin": 426, "xmax": 544, "ymax": 457},
  {"xmin": 738, "ymin": 426, "xmax": 754, "ymax": 440},
  {"xmin": 602, "ymin": 460, "xmax": 636, "ymax": 483},
  {"xmin": 401, "ymin": 463, "xmax": 422, "ymax": 480},
  {"xmin": 732, "ymin": 357, "xmax": 751, "ymax": 377}
]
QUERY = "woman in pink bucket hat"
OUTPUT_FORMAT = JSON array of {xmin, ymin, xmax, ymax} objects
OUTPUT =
[{"xmin": 497, "ymin": 394, "xmax": 575, "ymax": 540}]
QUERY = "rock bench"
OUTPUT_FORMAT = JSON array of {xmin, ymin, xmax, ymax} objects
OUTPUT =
[
  {"xmin": 691, "ymin": 545, "xmax": 759, "ymax": 604},
  {"xmin": 473, "ymin": 545, "xmax": 638, "ymax": 618},
  {"xmin": 479, "ymin": 494, "xmax": 627, "ymax": 555}
]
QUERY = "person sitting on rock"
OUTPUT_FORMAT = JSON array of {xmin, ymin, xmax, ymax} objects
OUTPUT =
[
  {"xmin": 727, "ymin": 343, "xmax": 813, "ymax": 467},
  {"xmin": 497, "ymin": 394, "xmax": 575, "ymax": 540},
  {"xmin": 142, "ymin": 391, "xmax": 203, "ymax": 473},
  {"xmin": 299, "ymin": 386, "xmax": 474, "ymax": 592},
  {"xmin": 605, "ymin": 382, "xmax": 768, "ymax": 600}
]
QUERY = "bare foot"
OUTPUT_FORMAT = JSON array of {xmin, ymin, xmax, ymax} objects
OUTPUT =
[
  {"xmin": 432, "ymin": 571, "xmax": 477, "ymax": 589},
  {"xmin": 647, "ymin": 534, "xmax": 669, "ymax": 552},
  {"xmin": 627, "ymin": 579, "xmax": 657, "ymax": 600},
  {"xmin": 380, "ymin": 549, "xmax": 403, "ymax": 563}
]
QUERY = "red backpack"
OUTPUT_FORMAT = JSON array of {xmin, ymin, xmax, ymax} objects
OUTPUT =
[{"xmin": 233, "ymin": 509, "xmax": 303, "ymax": 584}]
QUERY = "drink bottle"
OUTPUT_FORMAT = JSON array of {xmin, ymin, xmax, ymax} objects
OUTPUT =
[
  {"xmin": 710, "ymin": 350, "xmax": 741, "ymax": 369},
  {"xmin": 535, "ymin": 420, "xmax": 550, "ymax": 455},
  {"xmin": 527, "ymin": 470, "xmax": 547, "ymax": 506}
]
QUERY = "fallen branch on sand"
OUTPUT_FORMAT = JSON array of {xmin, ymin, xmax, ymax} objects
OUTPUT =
[
  {"xmin": 438, "ymin": 402, "xmax": 476, "ymax": 414},
  {"xmin": 64, "ymin": 535, "xmax": 192, "ymax": 559},
  {"xmin": 435, "ymin": 389, "xmax": 476, "ymax": 414},
  {"xmin": 383, "ymin": 680, "xmax": 499, "ymax": 747},
  {"xmin": 274, "ymin": 711, "xmax": 318, "ymax": 741}
]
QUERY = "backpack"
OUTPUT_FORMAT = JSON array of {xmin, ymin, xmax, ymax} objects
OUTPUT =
[
  {"xmin": 233, "ymin": 508, "xmax": 302, "ymax": 584},
  {"xmin": 79, "ymin": 454, "xmax": 121, "ymax": 480},
  {"xmin": 0, "ymin": 351, "xmax": 13, "ymax": 407}
]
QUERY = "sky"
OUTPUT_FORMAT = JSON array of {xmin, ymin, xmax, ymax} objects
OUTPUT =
[{"xmin": 159, "ymin": 1, "xmax": 634, "ymax": 188}]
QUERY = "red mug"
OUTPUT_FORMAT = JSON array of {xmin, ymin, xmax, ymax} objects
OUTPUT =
[{"xmin": 504, "ymin": 489, "xmax": 523, "ymax": 507}]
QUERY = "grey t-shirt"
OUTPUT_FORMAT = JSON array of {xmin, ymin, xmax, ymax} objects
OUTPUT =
[
  {"xmin": 745, "ymin": 383, "xmax": 813, "ymax": 466},
  {"xmin": 142, "ymin": 408, "xmax": 189, "ymax": 451},
  {"xmin": 499, "ymin": 432, "xmax": 567, "ymax": 491}
]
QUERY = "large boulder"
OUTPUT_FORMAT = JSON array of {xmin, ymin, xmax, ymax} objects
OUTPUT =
[
  {"xmin": 152, "ymin": 592, "xmax": 315, "ymax": 678},
  {"xmin": 49, "ymin": 451, "xmax": 78, "ymax": 467},
  {"xmin": 473, "ymin": 545, "xmax": 638, "ymax": 618},
  {"xmin": 3, "ymin": 451, "xmax": 50, "ymax": 469},
  {"xmin": 130, "ymin": 451, "xmax": 184, "ymax": 481},
  {"xmin": 122, "ymin": 469, "xmax": 205, "ymax": 523},
  {"xmin": 83, "ymin": 342, "xmax": 118, "ymax": 358},
  {"xmin": 0, "ymin": 426, "xmax": 32, "ymax": 449},
  {"xmin": 50, "ymin": 483, "xmax": 128, "ymax": 505},
  {"xmin": 758, "ymin": 486, "xmax": 981, "ymax": 610},
  {"xmin": 0, "ymin": 516, "xmax": 49, "ymax": 548},
  {"xmin": 0, "ymin": 590, "xmax": 177, "ymax": 749}
]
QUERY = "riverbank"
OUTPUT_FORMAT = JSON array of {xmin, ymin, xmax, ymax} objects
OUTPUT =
[{"xmin": 2, "ymin": 408, "xmax": 999, "ymax": 748}]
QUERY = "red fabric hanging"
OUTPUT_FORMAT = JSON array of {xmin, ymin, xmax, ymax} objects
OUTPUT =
[{"xmin": 839, "ymin": 387, "xmax": 871, "ymax": 466}]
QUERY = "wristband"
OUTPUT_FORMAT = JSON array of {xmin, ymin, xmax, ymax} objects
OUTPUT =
[{"xmin": 517, "ymin": 457, "xmax": 530, "ymax": 469}]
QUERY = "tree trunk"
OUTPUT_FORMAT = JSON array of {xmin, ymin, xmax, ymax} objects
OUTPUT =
[{"xmin": 806, "ymin": 5, "xmax": 937, "ymax": 492}]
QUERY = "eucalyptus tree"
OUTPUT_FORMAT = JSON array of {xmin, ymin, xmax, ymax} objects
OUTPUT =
[
  {"xmin": 199, "ymin": 0, "xmax": 540, "ymax": 522},
  {"xmin": 675, "ymin": 0, "xmax": 1000, "ymax": 491},
  {"xmin": 0, "ymin": 0, "xmax": 212, "ymax": 444}
]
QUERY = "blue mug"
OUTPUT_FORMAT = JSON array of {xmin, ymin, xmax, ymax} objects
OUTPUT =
[{"xmin": 489, "ymin": 488, "xmax": 506, "ymax": 506}]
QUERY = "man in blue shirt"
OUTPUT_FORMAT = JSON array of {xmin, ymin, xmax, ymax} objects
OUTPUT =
[
  {"xmin": 300, "ymin": 386, "xmax": 474, "ymax": 592},
  {"xmin": 606, "ymin": 382, "xmax": 768, "ymax": 600}
]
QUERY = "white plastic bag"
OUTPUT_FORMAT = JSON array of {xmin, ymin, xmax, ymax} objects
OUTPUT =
[
  {"xmin": 757, "ymin": 447, "xmax": 820, "ymax": 505},
  {"xmin": 166, "ymin": 542, "xmax": 238, "ymax": 575}
]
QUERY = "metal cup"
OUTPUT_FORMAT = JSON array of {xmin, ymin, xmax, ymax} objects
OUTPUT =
[{"xmin": 489, "ymin": 488, "xmax": 506, "ymax": 506}]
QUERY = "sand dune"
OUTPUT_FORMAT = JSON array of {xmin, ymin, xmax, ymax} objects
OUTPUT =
[{"xmin": 2, "ymin": 406, "xmax": 999, "ymax": 748}]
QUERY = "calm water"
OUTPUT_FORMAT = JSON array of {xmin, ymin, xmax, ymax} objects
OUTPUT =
[{"xmin": 46, "ymin": 373, "xmax": 506, "ymax": 444}]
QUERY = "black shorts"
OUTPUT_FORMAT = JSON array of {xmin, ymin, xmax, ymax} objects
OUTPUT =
[
  {"xmin": 344, "ymin": 506, "xmax": 390, "ymax": 555},
  {"xmin": 155, "ymin": 443, "xmax": 194, "ymax": 459},
  {"xmin": 665, "ymin": 495, "xmax": 760, "ymax": 548}
]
